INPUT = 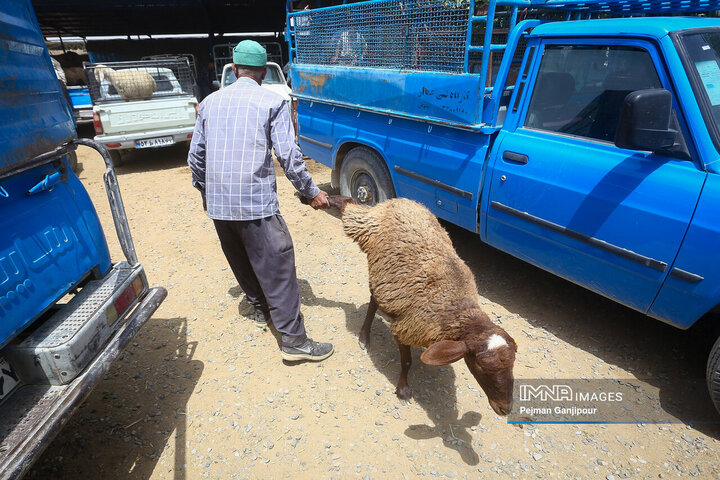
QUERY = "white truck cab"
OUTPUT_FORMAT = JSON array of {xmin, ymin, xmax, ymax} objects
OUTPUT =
[{"xmin": 220, "ymin": 62, "xmax": 291, "ymax": 100}]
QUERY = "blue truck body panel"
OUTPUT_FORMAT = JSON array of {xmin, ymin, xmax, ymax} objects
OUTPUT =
[
  {"xmin": 68, "ymin": 86, "xmax": 91, "ymax": 109},
  {"xmin": 0, "ymin": 0, "xmax": 111, "ymax": 346},
  {"xmin": 0, "ymin": 160, "xmax": 112, "ymax": 348},
  {"xmin": 648, "ymin": 174, "xmax": 720, "ymax": 326},
  {"xmin": 0, "ymin": 0, "xmax": 76, "ymax": 175},
  {"xmin": 68, "ymin": 85, "xmax": 92, "ymax": 112},
  {"xmin": 292, "ymin": 64, "xmax": 484, "ymax": 126},
  {"xmin": 67, "ymin": 85, "xmax": 93, "ymax": 124},
  {"xmin": 486, "ymin": 126, "xmax": 706, "ymax": 313},
  {"xmin": 488, "ymin": 34, "xmax": 709, "ymax": 317},
  {"xmin": 298, "ymin": 99, "xmax": 490, "ymax": 231},
  {"xmin": 288, "ymin": 0, "xmax": 720, "ymax": 328}
]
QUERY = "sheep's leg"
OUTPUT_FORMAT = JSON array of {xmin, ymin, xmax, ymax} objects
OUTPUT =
[
  {"xmin": 395, "ymin": 337, "xmax": 413, "ymax": 400},
  {"xmin": 358, "ymin": 295, "xmax": 377, "ymax": 350}
]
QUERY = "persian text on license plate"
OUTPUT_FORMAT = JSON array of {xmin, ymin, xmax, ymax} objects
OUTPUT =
[
  {"xmin": 136, "ymin": 136, "xmax": 174, "ymax": 148},
  {"xmin": 0, "ymin": 357, "xmax": 20, "ymax": 400}
]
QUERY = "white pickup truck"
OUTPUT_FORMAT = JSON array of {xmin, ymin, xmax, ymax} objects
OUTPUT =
[
  {"xmin": 85, "ymin": 59, "xmax": 198, "ymax": 165},
  {"xmin": 220, "ymin": 61, "xmax": 291, "ymax": 100}
]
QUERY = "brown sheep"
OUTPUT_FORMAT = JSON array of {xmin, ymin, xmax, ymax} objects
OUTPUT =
[{"xmin": 327, "ymin": 196, "xmax": 517, "ymax": 415}]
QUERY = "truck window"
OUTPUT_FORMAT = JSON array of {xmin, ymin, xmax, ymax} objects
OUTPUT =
[
  {"xmin": 223, "ymin": 65, "xmax": 284, "ymax": 87},
  {"xmin": 524, "ymin": 45, "xmax": 662, "ymax": 142},
  {"xmin": 679, "ymin": 31, "xmax": 720, "ymax": 146}
]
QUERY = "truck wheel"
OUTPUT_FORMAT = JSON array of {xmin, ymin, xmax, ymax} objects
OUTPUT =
[
  {"xmin": 340, "ymin": 147, "xmax": 395, "ymax": 206},
  {"xmin": 109, "ymin": 149, "xmax": 125, "ymax": 167},
  {"xmin": 66, "ymin": 150, "xmax": 79, "ymax": 173},
  {"xmin": 707, "ymin": 336, "xmax": 720, "ymax": 414}
]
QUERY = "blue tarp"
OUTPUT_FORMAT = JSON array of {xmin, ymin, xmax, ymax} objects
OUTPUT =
[{"xmin": 0, "ymin": 0, "xmax": 75, "ymax": 175}]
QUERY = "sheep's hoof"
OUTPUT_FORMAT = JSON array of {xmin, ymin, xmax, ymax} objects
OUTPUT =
[
  {"xmin": 396, "ymin": 385, "xmax": 412, "ymax": 401},
  {"xmin": 358, "ymin": 333, "xmax": 369, "ymax": 351}
]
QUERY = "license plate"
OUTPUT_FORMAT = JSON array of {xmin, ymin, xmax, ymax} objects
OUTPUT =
[
  {"xmin": 136, "ymin": 136, "xmax": 174, "ymax": 148},
  {"xmin": 0, "ymin": 356, "xmax": 20, "ymax": 400}
]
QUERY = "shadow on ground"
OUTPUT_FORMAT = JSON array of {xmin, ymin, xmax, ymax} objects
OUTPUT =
[
  {"xmin": 75, "ymin": 125, "xmax": 189, "ymax": 174},
  {"xmin": 114, "ymin": 143, "xmax": 190, "ymax": 174},
  {"xmin": 441, "ymin": 222, "xmax": 720, "ymax": 437},
  {"xmin": 231, "ymin": 276, "xmax": 485, "ymax": 465},
  {"xmin": 27, "ymin": 317, "xmax": 203, "ymax": 480}
]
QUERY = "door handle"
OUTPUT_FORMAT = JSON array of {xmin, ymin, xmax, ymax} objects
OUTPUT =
[{"xmin": 502, "ymin": 151, "xmax": 529, "ymax": 164}]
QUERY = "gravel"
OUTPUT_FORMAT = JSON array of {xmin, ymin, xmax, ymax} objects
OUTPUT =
[{"xmin": 24, "ymin": 145, "xmax": 720, "ymax": 479}]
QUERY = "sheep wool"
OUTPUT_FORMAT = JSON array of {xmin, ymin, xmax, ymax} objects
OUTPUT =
[
  {"xmin": 342, "ymin": 198, "xmax": 482, "ymax": 347},
  {"xmin": 96, "ymin": 67, "xmax": 157, "ymax": 100}
]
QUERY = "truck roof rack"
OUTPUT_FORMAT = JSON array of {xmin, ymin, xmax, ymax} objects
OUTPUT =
[{"xmin": 532, "ymin": 0, "xmax": 720, "ymax": 15}]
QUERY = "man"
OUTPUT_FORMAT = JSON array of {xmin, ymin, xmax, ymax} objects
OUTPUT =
[{"xmin": 187, "ymin": 40, "xmax": 333, "ymax": 362}]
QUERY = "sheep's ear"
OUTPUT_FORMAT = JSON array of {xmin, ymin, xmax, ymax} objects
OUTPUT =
[{"xmin": 421, "ymin": 340, "xmax": 468, "ymax": 366}]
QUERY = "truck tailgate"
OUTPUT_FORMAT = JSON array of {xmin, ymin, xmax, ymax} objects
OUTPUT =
[
  {"xmin": 0, "ymin": 160, "xmax": 111, "ymax": 348},
  {"xmin": 95, "ymin": 97, "xmax": 197, "ymax": 136}
]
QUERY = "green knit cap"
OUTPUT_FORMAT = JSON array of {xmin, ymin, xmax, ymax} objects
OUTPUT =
[{"xmin": 232, "ymin": 40, "xmax": 267, "ymax": 67}]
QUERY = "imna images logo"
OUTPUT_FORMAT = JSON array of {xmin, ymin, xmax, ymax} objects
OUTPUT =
[
  {"xmin": 519, "ymin": 383, "xmax": 623, "ymax": 402},
  {"xmin": 519, "ymin": 384, "xmax": 573, "ymax": 402}
]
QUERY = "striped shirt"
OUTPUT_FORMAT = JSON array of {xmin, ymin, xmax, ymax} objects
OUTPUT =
[{"xmin": 187, "ymin": 76, "xmax": 320, "ymax": 221}]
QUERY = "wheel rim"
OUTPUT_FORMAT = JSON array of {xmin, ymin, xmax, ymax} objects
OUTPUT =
[{"xmin": 351, "ymin": 171, "xmax": 377, "ymax": 205}]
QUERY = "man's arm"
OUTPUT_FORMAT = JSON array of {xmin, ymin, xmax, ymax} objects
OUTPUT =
[
  {"xmin": 187, "ymin": 102, "xmax": 207, "ymax": 208},
  {"xmin": 270, "ymin": 100, "xmax": 328, "ymax": 208}
]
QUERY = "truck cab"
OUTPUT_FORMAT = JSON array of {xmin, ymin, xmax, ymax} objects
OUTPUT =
[
  {"xmin": 487, "ymin": 17, "xmax": 719, "ymax": 326},
  {"xmin": 219, "ymin": 61, "xmax": 291, "ymax": 100},
  {"xmin": 285, "ymin": 0, "xmax": 720, "ymax": 414}
]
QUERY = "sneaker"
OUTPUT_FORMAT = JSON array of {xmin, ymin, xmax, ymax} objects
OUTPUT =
[
  {"xmin": 281, "ymin": 338, "xmax": 334, "ymax": 362},
  {"xmin": 246, "ymin": 308, "xmax": 269, "ymax": 328}
]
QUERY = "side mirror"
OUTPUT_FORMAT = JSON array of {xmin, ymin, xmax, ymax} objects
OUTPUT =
[{"xmin": 615, "ymin": 89, "xmax": 678, "ymax": 152}]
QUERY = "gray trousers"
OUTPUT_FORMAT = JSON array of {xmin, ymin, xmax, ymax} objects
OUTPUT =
[{"xmin": 213, "ymin": 215, "xmax": 307, "ymax": 347}]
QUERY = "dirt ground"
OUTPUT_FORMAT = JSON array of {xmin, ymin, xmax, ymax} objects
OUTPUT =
[{"xmin": 26, "ymin": 143, "xmax": 720, "ymax": 479}]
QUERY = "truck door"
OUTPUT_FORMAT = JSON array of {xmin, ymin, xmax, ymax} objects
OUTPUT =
[{"xmin": 485, "ymin": 39, "xmax": 705, "ymax": 313}]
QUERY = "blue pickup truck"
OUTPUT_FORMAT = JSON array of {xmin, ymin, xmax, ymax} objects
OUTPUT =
[
  {"xmin": 286, "ymin": 0, "xmax": 720, "ymax": 413},
  {"xmin": 0, "ymin": 1, "xmax": 166, "ymax": 475}
]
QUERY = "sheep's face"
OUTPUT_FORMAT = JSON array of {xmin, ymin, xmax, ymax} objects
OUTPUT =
[
  {"xmin": 464, "ymin": 331, "xmax": 517, "ymax": 416},
  {"xmin": 420, "ymin": 329, "xmax": 517, "ymax": 416},
  {"xmin": 94, "ymin": 67, "xmax": 108, "ymax": 84}
]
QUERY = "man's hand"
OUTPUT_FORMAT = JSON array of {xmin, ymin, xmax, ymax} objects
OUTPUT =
[{"xmin": 310, "ymin": 190, "xmax": 330, "ymax": 209}]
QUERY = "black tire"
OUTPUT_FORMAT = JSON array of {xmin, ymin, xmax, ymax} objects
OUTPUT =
[
  {"xmin": 66, "ymin": 150, "xmax": 79, "ymax": 173},
  {"xmin": 339, "ymin": 147, "xmax": 395, "ymax": 206},
  {"xmin": 707, "ymin": 335, "xmax": 720, "ymax": 415},
  {"xmin": 108, "ymin": 149, "xmax": 125, "ymax": 167}
]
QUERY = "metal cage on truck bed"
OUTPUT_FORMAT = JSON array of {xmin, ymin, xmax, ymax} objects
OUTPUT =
[
  {"xmin": 84, "ymin": 58, "xmax": 196, "ymax": 104},
  {"xmin": 286, "ymin": 0, "xmax": 720, "ymax": 129},
  {"xmin": 212, "ymin": 41, "xmax": 285, "ymax": 81}
]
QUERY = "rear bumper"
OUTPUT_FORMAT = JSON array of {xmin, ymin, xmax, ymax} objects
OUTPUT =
[
  {"xmin": 73, "ymin": 108, "xmax": 93, "ymax": 124},
  {"xmin": 0, "ymin": 286, "xmax": 167, "ymax": 480},
  {"xmin": 95, "ymin": 126, "xmax": 194, "ymax": 150}
]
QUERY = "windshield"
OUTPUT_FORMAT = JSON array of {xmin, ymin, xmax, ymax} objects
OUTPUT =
[
  {"xmin": 679, "ymin": 30, "xmax": 720, "ymax": 147},
  {"xmin": 222, "ymin": 65, "xmax": 284, "ymax": 87}
]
